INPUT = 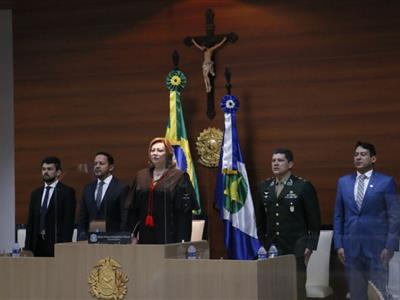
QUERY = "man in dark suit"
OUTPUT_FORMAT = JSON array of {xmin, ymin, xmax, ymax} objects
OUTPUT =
[
  {"xmin": 333, "ymin": 141, "xmax": 400, "ymax": 300},
  {"xmin": 255, "ymin": 148, "xmax": 321, "ymax": 300},
  {"xmin": 77, "ymin": 152, "xmax": 129, "ymax": 240},
  {"xmin": 25, "ymin": 156, "xmax": 76, "ymax": 257}
]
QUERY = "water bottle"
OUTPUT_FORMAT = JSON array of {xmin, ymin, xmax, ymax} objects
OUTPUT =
[
  {"xmin": 268, "ymin": 244, "xmax": 278, "ymax": 258},
  {"xmin": 12, "ymin": 243, "xmax": 21, "ymax": 257},
  {"xmin": 257, "ymin": 246, "xmax": 268, "ymax": 260},
  {"xmin": 187, "ymin": 244, "xmax": 197, "ymax": 260}
]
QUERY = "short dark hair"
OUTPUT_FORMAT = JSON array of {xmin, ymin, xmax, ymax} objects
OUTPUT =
[
  {"xmin": 272, "ymin": 148, "xmax": 294, "ymax": 162},
  {"xmin": 95, "ymin": 152, "xmax": 114, "ymax": 165},
  {"xmin": 355, "ymin": 141, "xmax": 376, "ymax": 156},
  {"xmin": 41, "ymin": 156, "xmax": 62, "ymax": 171}
]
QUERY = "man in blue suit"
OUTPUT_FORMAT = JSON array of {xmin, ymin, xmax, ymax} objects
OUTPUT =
[{"xmin": 333, "ymin": 141, "xmax": 400, "ymax": 299}]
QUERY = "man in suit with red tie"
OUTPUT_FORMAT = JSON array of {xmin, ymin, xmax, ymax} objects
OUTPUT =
[
  {"xmin": 25, "ymin": 156, "xmax": 76, "ymax": 257},
  {"xmin": 333, "ymin": 141, "xmax": 400, "ymax": 299},
  {"xmin": 77, "ymin": 152, "xmax": 129, "ymax": 240}
]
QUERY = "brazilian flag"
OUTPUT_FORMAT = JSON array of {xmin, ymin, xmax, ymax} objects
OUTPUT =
[{"xmin": 165, "ymin": 69, "xmax": 201, "ymax": 215}]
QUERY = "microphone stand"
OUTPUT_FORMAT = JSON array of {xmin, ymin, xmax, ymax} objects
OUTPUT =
[
  {"xmin": 95, "ymin": 177, "xmax": 108, "ymax": 234},
  {"xmin": 131, "ymin": 221, "xmax": 140, "ymax": 243},
  {"xmin": 54, "ymin": 182, "xmax": 58, "ymax": 255},
  {"xmin": 164, "ymin": 174, "xmax": 168, "ymax": 245},
  {"xmin": 104, "ymin": 180, "xmax": 108, "ymax": 234}
]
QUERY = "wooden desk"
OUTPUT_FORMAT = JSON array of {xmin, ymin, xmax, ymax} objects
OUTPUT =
[{"xmin": 0, "ymin": 241, "xmax": 296, "ymax": 299}]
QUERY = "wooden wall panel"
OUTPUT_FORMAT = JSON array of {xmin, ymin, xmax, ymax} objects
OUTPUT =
[{"xmin": 12, "ymin": 0, "xmax": 400, "ymax": 258}]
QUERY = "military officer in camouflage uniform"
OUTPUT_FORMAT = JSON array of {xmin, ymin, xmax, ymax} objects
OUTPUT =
[{"xmin": 255, "ymin": 148, "xmax": 321, "ymax": 300}]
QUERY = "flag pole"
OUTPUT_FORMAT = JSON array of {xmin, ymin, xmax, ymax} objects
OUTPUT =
[{"xmin": 165, "ymin": 52, "xmax": 202, "ymax": 215}]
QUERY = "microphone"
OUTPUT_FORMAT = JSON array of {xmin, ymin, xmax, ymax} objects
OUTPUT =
[
  {"xmin": 132, "ymin": 221, "xmax": 141, "ymax": 236},
  {"xmin": 54, "ymin": 183, "xmax": 58, "ymax": 246},
  {"xmin": 104, "ymin": 179, "xmax": 108, "ymax": 233},
  {"xmin": 164, "ymin": 175, "xmax": 167, "ymax": 244},
  {"xmin": 131, "ymin": 221, "xmax": 141, "ymax": 244}
]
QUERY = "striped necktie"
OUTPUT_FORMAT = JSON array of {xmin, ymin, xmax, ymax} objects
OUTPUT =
[
  {"xmin": 95, "ymin": 181, "xmax": 104, "ymax": 209},
  {"xmin": 355, "ymin": 174, "xmax": 367, "ymax": 210}
]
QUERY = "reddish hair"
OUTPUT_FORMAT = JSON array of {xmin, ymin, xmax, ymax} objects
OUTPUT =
[{"xmin": 148, "ymin": 137, "xmax": 176, "ymax": 168}]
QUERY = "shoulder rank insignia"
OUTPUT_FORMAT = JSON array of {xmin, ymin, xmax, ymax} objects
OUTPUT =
[
  {"xmin": 297, "ymin": 176, "xmax": 308, "ymax": 182},
  {"xmin": 269, "ymin": 180, "xmax": 275, "ymax": 187},
  {"xmin": 89, "ymin": 257, "xmax": 129, "ymax": 300}
]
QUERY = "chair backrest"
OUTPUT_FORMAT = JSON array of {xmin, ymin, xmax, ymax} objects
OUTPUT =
[
  {"xmin": 17, "ymin": 228, "xmax": 26, "ymax": 249},
  {"xmin": 306, "ymin": 230, "xmax": 333, "ymax": 287},
  {"xmin": 367, "ymin": 281, "xmax": 384, "ymax": 300},
  {"xmin": 72, "ymin": 228, "xmax": 78, "ymax": 242},
  {"xmin": 191, "ymin": 220, "xmax": 205, "ymax": 242},
  {"xmin": 388, "ymin": 245, "xmax": 400, "ymax": 299},
  {"xmin": 16, "ymin": 226, "xmax": 78, "ymax": 248}
]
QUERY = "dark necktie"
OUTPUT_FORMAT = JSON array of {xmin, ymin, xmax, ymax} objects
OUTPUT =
[
  {"xmin": 39, "ymin": 186, "xmax": 51, "ymax": 235},
  {"xmin": 95, "ymin": 181, "xmax": 104, "ymax": 209}
]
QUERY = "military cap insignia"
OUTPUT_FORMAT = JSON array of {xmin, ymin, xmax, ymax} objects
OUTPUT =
[{"xmin": 88, "ymin": 257, "xmax": 129, "ymax": 300}]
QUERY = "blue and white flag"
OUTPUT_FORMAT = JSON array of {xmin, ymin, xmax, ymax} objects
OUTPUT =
[{"xmin": 215, "ymin": 94, "xmax": 260, "ymax": 260}]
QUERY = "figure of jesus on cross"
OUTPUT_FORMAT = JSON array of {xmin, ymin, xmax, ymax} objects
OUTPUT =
[
  {"xmin": 191, "ymin": 37, "xmax": 227, "ymax": 93},
  {"xmin": 184, "ymin": 9, "xmax": 238, "ymax": 119}
]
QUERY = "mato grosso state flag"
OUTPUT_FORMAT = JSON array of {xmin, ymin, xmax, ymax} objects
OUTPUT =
[
  {"xmin": 215, "ymin": 94, "xmax": 260, "ymax": 259},
  {"xmin": 165, "ymin": 69, "xmax": 201, "ymax": 214}
]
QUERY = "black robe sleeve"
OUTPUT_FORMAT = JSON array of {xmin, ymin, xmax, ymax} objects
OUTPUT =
[
  {"xmin": 173, "ymin": 173, "xmax": 197, "ymax": 242},
  {"xmin": 122, "ymin": 179, "xmax": 140, "ymax": 235}
]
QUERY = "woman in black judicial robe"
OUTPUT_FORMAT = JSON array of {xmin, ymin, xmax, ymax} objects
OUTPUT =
[{"xmin": 124, "ymin": 137, "xmax": 197, "ymax": 244}]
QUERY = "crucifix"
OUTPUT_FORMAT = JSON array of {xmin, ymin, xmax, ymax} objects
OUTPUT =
[{"xmin": 184, "ymin": 8, "xmax": 238, "ymax": 120}]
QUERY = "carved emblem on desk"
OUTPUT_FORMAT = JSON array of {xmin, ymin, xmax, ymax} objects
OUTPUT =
[{"xmin": 88, "ymin": 257, "xmax": 129, "ymax": 300}]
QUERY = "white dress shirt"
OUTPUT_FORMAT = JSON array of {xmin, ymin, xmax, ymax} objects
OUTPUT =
[
  {"xmin": 94, "ymin": 175, "xmax": 113, "ymax": 205},
  {"xmin": 41, "ymin": 180, "xmax": 59, "ymax": 207},
  {"xmin": 353, "ymin": 169, "xmax": 373, "ymax": 200}
]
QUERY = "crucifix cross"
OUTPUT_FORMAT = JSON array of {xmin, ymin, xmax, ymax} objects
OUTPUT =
[{"xmin": 184, "ymin": 8, "xmax": 238, "ymax": 120}]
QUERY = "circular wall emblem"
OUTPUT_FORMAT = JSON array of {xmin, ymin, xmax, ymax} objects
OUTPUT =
[{"xmin": 196, "ymin": 127, "xmax": 223, "ymax": 168}]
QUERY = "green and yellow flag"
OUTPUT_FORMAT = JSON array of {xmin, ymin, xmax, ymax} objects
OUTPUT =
[{"xmin": 165, "ymin": 69, "xmax": 201, "ymax": 214}]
